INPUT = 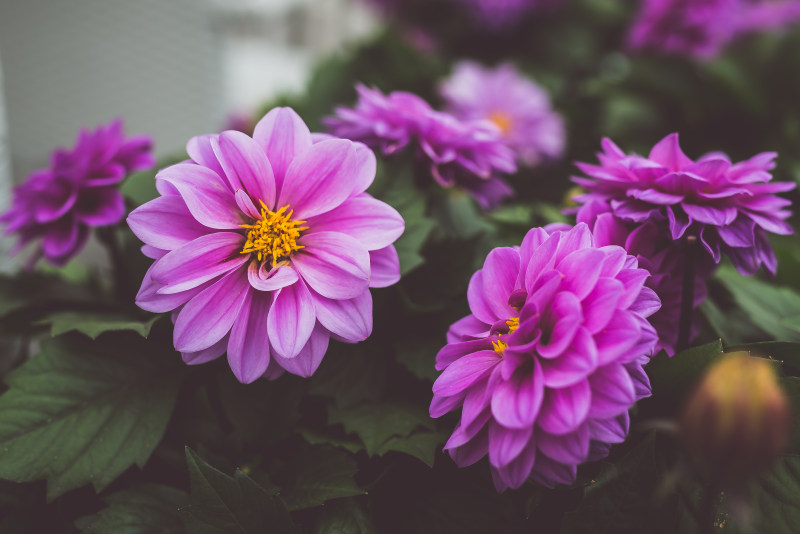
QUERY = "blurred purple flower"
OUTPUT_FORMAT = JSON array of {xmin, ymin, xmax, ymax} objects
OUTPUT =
[
  {"xmin": 1, "ymin": 119, "xmax": 154, "ymax": 267},
  {"xmin": 628, "ymin": 0, "xmax": 800, "ymax": 59},
  {"xmin": 453, "ymin": 0, "xmax": 553, "ymax": 28},
  {"xmin": 325, "ymin": 84, "xmax": 517, "ymax": 209},
  {"xmin": 573, "ymin": 133, "xmax": 794, "ymax": 277},
  {"xmin": 129, "ymin": 107, "xmax": 404, "ymax": 382},
  {"xmin": 430, "ymin": 223, "xmax": 660, "ymax": 491},
  {"xmin": 441, "ymin": 61, "xmax": 566, "ymax": 167}
]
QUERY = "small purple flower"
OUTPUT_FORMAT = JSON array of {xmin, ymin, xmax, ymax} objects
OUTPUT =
[
  {"xmin": 128, "ymin": 107, "xmax": 404, "ymax": 382},
  {"xmin": 453, "ymin": 0, "xmax": 553, "ymax": 28},
  {"xmin": 325, "ymin": 84, "xmax": 517, "ymax": 210},
  {"xmin": 573, "ymin": 133, "xmax": 794, "ymax": 277},
  {"xmin": 430, "ymin": 223, "xmax": 660, "ymax": 491},
  {"xmin": 440, "ymin": 61, "xmax": 566, "ymax": 167},
  {"xmin": 1, "ymin": 119, "xmax": 154, "ymax": 266},
  {"xmin": 628, "ymin": 0, "xmax": 800, "ymax": 59}
]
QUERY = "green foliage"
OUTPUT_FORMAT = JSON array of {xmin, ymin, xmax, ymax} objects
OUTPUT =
[
  {"xmin": 38, "ymin": 311, "xmax": 159, "ymax": 339},
  {"xmin": 182, "ymin": 448, "xmax": 296, "ymax": 533},
  {"xmin": 313, "ymin": 499, "xmax": 377, "ymax": 534},
  {"xmin": 76, "ymin": 484, "xmax": 188, "ymax": 534},
  {"xmin": 0, "ymin": 333, "xmax": 183, "ymax": 500},
  {"xmin": 281, "ymin": 446, "xmax": 364, "ymax": 511}
]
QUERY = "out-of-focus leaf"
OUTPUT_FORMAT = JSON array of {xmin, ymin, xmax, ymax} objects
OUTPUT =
[
  {"xmin": 282, "ymin": 446, "xmax": 364, "ymax": 511},
  {"xmin": 393, "ymin": 336, "xmax": 439, "ymax": 382},
  {"xmin": 314, "ymin": 499, "xmax": 377, "ymax": 534},
  {"xmin": 745, "ymin": 456, "xmax": 800, "ymax": 534},
  {"xmin": 0, "ymin": 334, "xmax": 183, "ymax": 500},
  {"xmin": 76, "ymin": 484, "xmax": 188, "ymax": 534},
  {"xmin": 38, "ymin": 311, "xmax": 159, "ymax": 339},
  {"xmin": 309, "ymin": 344, "xmax": 387, "ymax": 409},
  {"xmin": 181, "ymin": 448, "xmax": 295, "ymax": 534},
  {"xmin": 374, "ymin": 430, "xmax": 447, "ymax": 468},
  {"xmin": 327, "ymin": 401, "xmax": 434, "ymax": 456},
  {"xmin": 725, "ymin": 341, "xmax": 800, "ymax": 372},
  {"xmin": 297, "ymin": 428, "xmax": 363, "ymax": 454},
  {"xmin": 716, "ymin": 266, "xmax": 800, "ymax": 342}
]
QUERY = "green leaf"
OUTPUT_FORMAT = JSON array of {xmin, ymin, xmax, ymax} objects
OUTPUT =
[
  {"xmin": 0, "ymin": 334, "xmax": 183, "ymax": 500},
  {"xmin": 309, "ymin": 344, "xmax": 387, "ymax": 409},
  {"xmin": 725, "ymin": 341, "xmax": 800, "ymax": 371},
  {"xmin": 374, "ymin": 430, "xmax": 446, "ymax": 468},
  {"xmin": 716, "ymin": 266, "xmax": 800, "ymax": 342},
  {"xmin": 181, "ymin": 448, "xmax": 295, "ymax": 534},
  {"xmin": 641, "ymin": 340, "xmax": 724, "ymax": 417},
  {"xmin": 314, "ymin": 499, "xmax": 377, "ymax": 534},
  {"xmin": 283, "ymin": 446, "xmax": 365, "ymax": 511},
  {"xmin": 76, "ymin": 484, "xmax": 188, "ymax": 534},
  {"xmin": 747, "ymin": 456, "xmax": 800, "ymax": 534},
  {"xmin": 296, "ymin": 427, "xmax": 363, "ymax": 454},
  {"xmin": 327, "ymin": 401, "xmax": 434, "ymax": 456},
  {"xmin": 392, "ymin": 337, "xmax": 438, "ymax": 382},
  {"xmin": 38, "ymin": 311, "xmax": 159, "ymax": 339}
]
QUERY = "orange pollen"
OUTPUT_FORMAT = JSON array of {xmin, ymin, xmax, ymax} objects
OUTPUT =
[
  {"xmin": 240, "ymin": 201, "xmax": 307, "ymax": 267},
  {"xmin": 488, "ymin": 111, "xmax": 513, "ymax": 136},
  {"xmin": 492, "ymin": 317, "xmax": 520, "ymax": 355}
]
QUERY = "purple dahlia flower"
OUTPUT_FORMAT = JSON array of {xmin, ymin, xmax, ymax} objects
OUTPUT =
[
  {"xmin": 128, "ymin": 107, "xmax": 404, "ymax": 382},
  {"xmin": 628, "ymin": 0, "xmax": 800, "ymax": 59},
  {"xmin": 325, "ymin": 84, "xmax": 517, "ymax": 210},
  {"xmin": 573, "ymin": 133, "xmax": 794, "ymax": 277},
  {"xmin": 430, "ymin": 223, "xmax": 660, "ymax": 491},
  {"xmin": 1, "ymin": 119, "xmax": 154, "ymax": 266},
  {"xmin": 440, "ymin": 62, "xmax": 566, "ymax": 167}
]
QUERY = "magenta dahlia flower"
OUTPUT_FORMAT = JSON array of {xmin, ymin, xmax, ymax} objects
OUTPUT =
[
  {"xmin": 1, "ymin": 119, "xmax": 154, "ymax": 266},
  {"xmin": 440, "ymin": 62, "xmax": 565, "ymax": 167},
  {"xmin": 430, "ymin": 223, "xmax": 660, "ymax": 491},
  {"xmin": 573, "ymin": 133, "xmax": 794, "ymax": 277},
  {"xmin": 325, "ymin": 84, "xmax": 517, "ymax": 210},
  {"xmin": 128, "ymin": 107, "xmax": 404, "ymax": 382},
  {"xmin": 628, "ymin": 0, "xmax": 800, "ymax": 59}
]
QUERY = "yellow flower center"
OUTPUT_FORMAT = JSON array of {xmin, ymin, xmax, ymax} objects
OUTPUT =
[
  {"xmin": 492, "ymin": 317, "xmax": 520, "ymax": 355},
  {"xmin": 240, "ymin": 201, "xmax": 307, "ymax": 267},
  {"xmin": 488, "ymin": 111, "xmax": 513, "ymax": 136}
]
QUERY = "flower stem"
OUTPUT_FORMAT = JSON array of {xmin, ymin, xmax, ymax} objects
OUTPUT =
[
  {"xmin": 97, "ymin": 226, "xmax": 132, "ymax": 306},
  {"xmin": 677, "ymin": 235, "xmax": 697, "ymax": 352}
]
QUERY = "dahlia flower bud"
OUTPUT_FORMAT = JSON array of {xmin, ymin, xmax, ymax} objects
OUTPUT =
[{"xmin": 679, "ymin": 353, "xmax": 791, "ymax": 484}]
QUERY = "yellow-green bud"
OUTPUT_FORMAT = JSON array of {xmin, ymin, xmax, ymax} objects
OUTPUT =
[{"xmin": 679, "ymin": 352, "xmax": 791, "ymax": 485}]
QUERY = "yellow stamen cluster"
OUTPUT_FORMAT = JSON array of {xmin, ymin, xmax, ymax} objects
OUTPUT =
[
  {"xmin": 488, "ymin": 111, "xmax": 513, "ymax": 136},
  {"xmin": 240, "ymin": 201, "xmax": 307, "ymax": 267},
  {"xmin": 492, "ymin": 317, "xmax": 520, "ymax": 355}
]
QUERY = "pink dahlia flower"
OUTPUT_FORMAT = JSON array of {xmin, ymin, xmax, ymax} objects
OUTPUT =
[
  {"xmin": 325, "ymin": 84, "xmax": 517, "ymax": 210},
  {"xmin": 573, "ymin": 134, "xmax": 794, "ymax": 276},
  {"xmin": 128, "ymin": 108, "xmax": 404, "ymax": 382},
  {"xmin": 440, "ymin": 62, "xmax": 566, "ymax": 167},
  {"xmin": 628, "ymin": 0, "xmax": 800, "ymax": 59},
  {"xmin": 1, "ymin": 119, "xmax": 154, "ymax": 266},
  {"xmin": 430, "ymin": 223, "xmax": 660, "ymax": 491}
]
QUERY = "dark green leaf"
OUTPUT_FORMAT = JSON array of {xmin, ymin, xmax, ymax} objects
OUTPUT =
[
  {"xmin": 392, "ymin": 337, "xmax": 438, "ymax": 382},
  {"xmin": 296, "ymin": 427, "xmax": 363, "ymax": 454},
  {"xmin": 327, "ymin": 401, "xmax": 434, "ymax": 456},
  {"xmin": 374, "ymin": 430, "xmax": 446, "ymax": 467},
  {"xmin": 716, "ymin": 266, "xmax": 800, "ymax": 342},
  {"xmin": 314, "ymin": 499, "xmax": 376, "ymax": 534},
  {"xmin": 0, "ymin": 334, "xmax": 183, "ymax": 500},
  {"xmin": 724, "ymin": 341, "xmax": 800, "ymax": 372},
  {"xmin": 283, "ymin": 446, "xmax": 364, "ymax": 511},
  {"xmin": 309, "ymin": 344, "xmax": 387, "ymax": 409},
  {"xmin": 642, "ymin": 340, "xmax": 724, "ymax": 416},
  {"xmin": 181, "ymin": 448, "xmax": 295, "ymax": 534},
  {"xmin": 746, "ymin": 456, "xmax": 800, "ymax": 534},
  {"xmin": 38, "ymin": 312, "xmax": 159, "ymax": 339},
  {"xmin": 76, "ymin": 484, "xmax": 188, "ymax": 534}
]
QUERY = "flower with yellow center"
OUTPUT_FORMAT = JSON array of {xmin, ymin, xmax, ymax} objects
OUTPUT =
[
  {"xmin": 492, "ymin": 317, "xmax": 520, "ymax": 354},
  {"xmin": 488, "ymin": 110, "xmax": 513, "ymax": 137},
  {"xmin": 240, "ymin": 200, "xmax": 308, "ymax": 267}
]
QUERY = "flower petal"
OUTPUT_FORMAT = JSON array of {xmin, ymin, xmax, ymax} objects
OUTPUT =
[
  {"xmin": 156, "ymin": 163, "xmax": 243, "ymax": 229},
  {"xmin": 311, "ymin": 288, "xmax": 372, "ymax": 343},
  {"xmin": 253, "ymin": 107, "xmax": 313, "ymax": 190},
  {"xmin": 432, "ymin": 350, "xmax": 501, "ymax": 397},
  {"xmin": 271, "ymin": 322, "xmax": 330, "ymax": 377},
  {"xmin": 227, "ymin": 290, "xmax": 272, "ymax": 383},
  {"xmin": 267, "ymin": 281, "xmax": 316, "ymax": 358},
  {"xmin": 247, "ymin": 261, "xmax": 299, "ymax": 292},
  {"xmin": 369, "ymin": 245, "xmax": 401, "ymax": 288},
  {"xmin": 536, "ymin": 381, "xmax": 591, "ymax": 435},
  {"xmin": 174, "ymin": 269, "xmax": 250, "ymax": 352},
  {"xmin": 490, "ymin": 360, "xmax": 544, "ymax": 429},
  {"xmin": 128, "ymin": 195, "xmax": 209, "ymax": 251},
  {"xmin": 305, "ymin": 194, "xmax": 404, "ymax": 250},
  {"xmin": 214, "ymin": 130, "xmax": 276, "ymax": 208},
  {"xmin": 293, "ymin": 231, "xmax": 370, "ymax": 299}
]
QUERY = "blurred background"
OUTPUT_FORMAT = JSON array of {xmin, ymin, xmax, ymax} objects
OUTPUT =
[{"xmin": 0, "ymin": 0, "xmax": 377, "ymax": 269}]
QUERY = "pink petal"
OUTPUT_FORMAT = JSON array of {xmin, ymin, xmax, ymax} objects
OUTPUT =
[
  {"xmin": 305, "ymin": 194, "xmax": 404, "ymax": 250},
  {"xmin": 128, "ymin": 196, "xmax": 209, "ymax": 251},
  {"xmin": 271, "ymin": 323, "xmax": 330, "ymax": 377},
  {"xmin": 648, "ymin": 133, "xmax": 692, "ymax": 171},
  {"xmin": 536, "ymin": 381, "xmax": 591, "ymax": 435},
  {"xmin": 151, "ymin": 232, "xmax": 247, "ymax": 294},
  {"xmin": 253, "ymin": 107, "xmax": 313, "ymax": 190},
  {"xmin": 186, "ymin": 134, "xmax": 225, "ymax": 178},
  {"xmin": 182, "ymin": 335, "xmax": 228, "ymax": 365},
  {"xmin": 174, "ymin": 269, "xmax": 251, "ymax": 352},
  {"xmin": 557, "ymin": 248, "xmax": 605, "ymax": 300},
  {"xmin": 214, "ymin": 131, "xmax": 276, "ymax": 208},
  {"xmin": 588, "ymin": 364, "xmax": 636, "ymax": 419},
  {"xmin": 488, "ymin": 421, "xmax": 533, "ymax": 468},
  {"xmin": 278, "ymin": 138, "xmax": 358, "ymax": 219},
  {"xmin": 310, "ymin": 289, "xmax": 372, "ymax": 343},
  {"xmin": 75, "ymin": 188, "xmax": 125, "ymax": 226},
  {"xmin": 292, "ymin": 231, "xmax": 370, "ymax": 299},
  {"xmin": 227, "ymin": 290, "xmax": 271, "ymax": 383},
  {"xmin": 369, "ymin": 245, "xmax": 401, "ymax": 288},
  {"xmin": 540, "ymin": 327, "xmax": 598, "ymax": 388},
  {"xmin": 490, "ymin": 360, "xmax": 544, "ymax": 429},
  {"xmin": 136, "ymin": 264, "xmax": 210, "ymax": 313},
  {"xmin": 481, "ymin": 247, "xmax": 520, "ymax": 320},
  {"xmin": 247, "ymin": 261, "xmax": 299, "ymax": 292},
  {"xmin": 267, "ymin": 281, "xmax": 316, "ymax": 358},
  {"xmin": 156, "ymin": 163, "xmax": 243, "ymax": 229},
  {"xmin": 536, "ymin": 424, "xmax": 590, "ymax": 465},
  {"xmin": 432, "ymin": 350, "xmax": 501, "ymax": 397}
]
